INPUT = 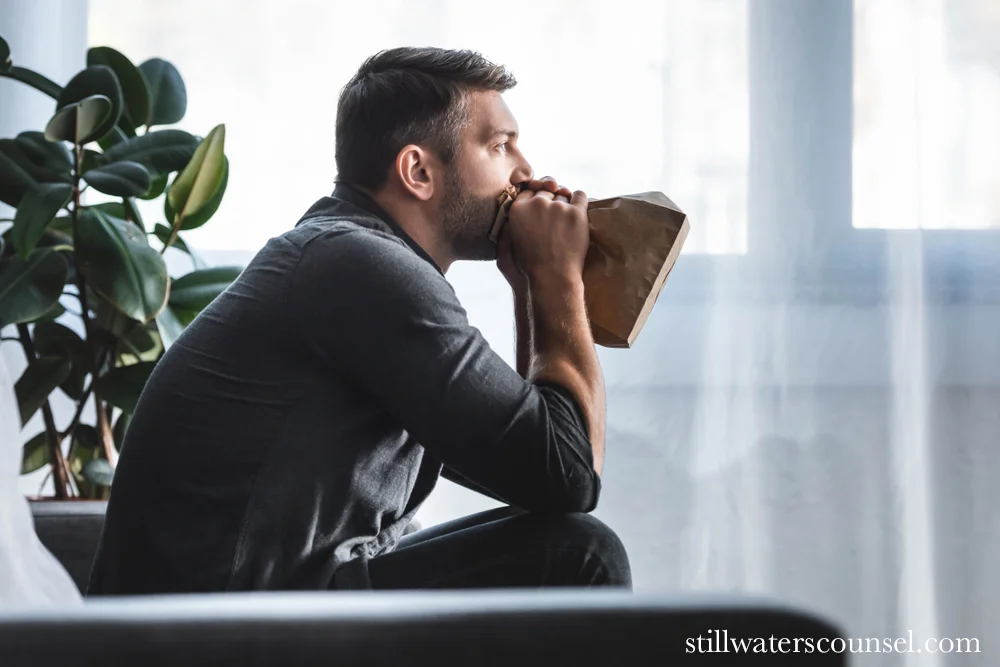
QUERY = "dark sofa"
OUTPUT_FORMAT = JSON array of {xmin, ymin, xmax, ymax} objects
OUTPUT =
[{"xmin": 1, "ymin": 501, "xmax": 848, "ymax": 666}]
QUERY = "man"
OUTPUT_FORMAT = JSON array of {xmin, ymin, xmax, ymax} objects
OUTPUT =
[{"xmin": 88, "ymin": 47, "xmax": 631, "ymax": 594}]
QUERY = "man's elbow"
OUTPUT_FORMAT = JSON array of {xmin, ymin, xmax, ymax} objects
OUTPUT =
[
  {"xmin": 562, "ymin": 489, "xmax": 600, "ymax": 514},
  {"xmin": 532, "ymin": 465, "xmax": 601, "ymax": 514}
]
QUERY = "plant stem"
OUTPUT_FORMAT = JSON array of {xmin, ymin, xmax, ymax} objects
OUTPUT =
[
  {"xmin": 59, "ymin": 385, "xmax": 91, "ymax": 441},
  {"xmin": 37, "ymin": 470, "xmax": 52, "ymax": 497},
  {"xmin": 58, "ymin": 343, "xmax": 112, "ymax": 443},
  {"xmin": 160, "ymin": 213, "xmax": 182, "ymax": 255},
  {"xmin": 16, "ymin": 324, "xmax": 71, "ymax": 499},
  {"xmin": 70, "ymin": 145, "xmax": 119, "ymax": 471}
]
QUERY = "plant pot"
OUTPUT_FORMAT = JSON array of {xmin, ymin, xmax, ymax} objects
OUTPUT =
[{"xmin": 30, "ymin": 499, "xmax": 108, "ymax": 594}]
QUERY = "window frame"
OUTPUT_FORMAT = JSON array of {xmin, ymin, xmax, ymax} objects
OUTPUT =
[{"xmin": 671, "ymin": 0, "xmax": 1000, "ymax": 307}]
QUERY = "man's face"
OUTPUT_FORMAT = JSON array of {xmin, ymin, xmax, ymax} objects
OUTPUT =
[{"xmin": 439, "ymin": 91, "xmax": 533, "ymax": 261}]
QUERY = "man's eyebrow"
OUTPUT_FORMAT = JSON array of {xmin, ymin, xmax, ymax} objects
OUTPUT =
[{"xmin": 488, "ymin": 128, "xmax": 518, "ymax": 140}]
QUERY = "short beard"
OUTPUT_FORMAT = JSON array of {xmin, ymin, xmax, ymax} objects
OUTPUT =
[{"xmin": 439, "ymin": 165, "xmax": 501, "ymax": 261}]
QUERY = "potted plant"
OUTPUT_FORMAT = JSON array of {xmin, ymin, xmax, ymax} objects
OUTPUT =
[{"xmin": 0, "ymin": 35, "xmax": 242, "ymax": 501}]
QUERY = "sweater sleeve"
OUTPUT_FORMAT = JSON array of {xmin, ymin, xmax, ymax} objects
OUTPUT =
[{"xmin": 288, "ymin": 228, "xmax": 600, "ymax": 513}]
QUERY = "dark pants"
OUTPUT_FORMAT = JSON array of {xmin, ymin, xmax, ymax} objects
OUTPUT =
[{"xmin": 333, "ymin": 506, "xmax": 632, "ymax": 590}]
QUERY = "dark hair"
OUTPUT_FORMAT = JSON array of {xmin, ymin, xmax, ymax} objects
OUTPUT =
[{"xmin": 335, "ymin": 47, "xmax": 517, "ymax": 190}]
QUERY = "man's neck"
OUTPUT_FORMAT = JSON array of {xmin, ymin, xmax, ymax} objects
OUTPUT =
[{"xmin": 358, "ymin": 184, "xmax": 455, "ymax": 272}]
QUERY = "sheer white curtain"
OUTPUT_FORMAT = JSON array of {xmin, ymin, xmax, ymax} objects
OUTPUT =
[
  {"xmin": 46, "ymin": 0, "xmax": 999, "ymax": 661},
  {"xmin": 0, "ymin": 0, "xmax": 87, "ymax": 605}
]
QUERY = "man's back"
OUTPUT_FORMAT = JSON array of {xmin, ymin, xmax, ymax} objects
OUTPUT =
[{"xmin": 88, "ymin": 194, "xmax": 444, "ymax": 594}]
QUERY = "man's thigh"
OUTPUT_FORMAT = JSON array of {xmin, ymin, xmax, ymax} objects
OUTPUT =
[{"xmin": 361, "ymin": 508, "xmax": 630, "ymax": 590}]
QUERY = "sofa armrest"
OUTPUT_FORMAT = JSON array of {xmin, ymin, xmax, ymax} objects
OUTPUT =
[{"xmin": 0, "ymin": 590, "xmax": 844, "ymax": 666}]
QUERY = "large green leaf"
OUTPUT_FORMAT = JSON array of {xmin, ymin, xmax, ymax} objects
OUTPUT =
[
  {"xmin": 0, "ymin": 138, "xmax": 72, "ymax": 183},
  {"xmin": 81, "ymin": 149, "xmax": 102, "ymax": 173},
  {"xmin": 77, "ymin": 208, "xmax": 168, "ymax": 323},
  {"xmin": 122, "ymin": 321, "xmax": 158, "ymax": 354},
  {"xmin": 139, "ymin": 58, "xmax": 186, "ymax": 126},
  {"xmin": 33, "ymin": 321, "xmax": 88, "ymax": 400},
  {"xmin": 98, "ymin": 129, "xmax": 198, "ymax": 175},
  {"xmin": 168, "ymin": 266, "xmax": 242, "ymax": 311},
  {"xmin": 101, "ymin": 308, "xmax": 160, "ymax": 362},
  {"xmin": 98, "ymin": 361, "xmax": 156, "ymax": 414},
  {"xmin": 69, "ymin": 446, "xmax": 106, "ymax": 498},
  {"xmin": 15, "ymin": 356, "xmax": 71, "ymax": 426},
  {"xmin": 87, "ymin": 46, "xmax": 149, "ymax": 133},
  {"xmin": 83, "ymin": 458, "xmax": 115, "ymax": 486},
  {"xmin": 0, "ymin": 138, "xmax": 72, "ymax": 185},
  {"xmin": 47, "ymin": 215, "xmax": 73, "ymax": 237},
  {"xmin": 69, "ymin": 440, "xmax": 96, "ymax": 484},
  {"xmin": 154, "ymin": 305, "xmax": 186, "ymax": 349},
  {"xmin": 15, "ymin": 131, "xmax": 72, "ymax": 174},
  {"xmin": 97, "ymin": 126, "xmax": 129, "ymax": 152},
  {"xmin": 123, "ymin": 197, "xmax": 146, "ymax": 230},
  {"xmin": 83, "ymin": 161, "xmax": 151, "ymax": 198},
  {"xmin": 179, "ymin": 157, "xmax": 228, "ymax": 231},
  {"xmin": 21, "ymin": 433, "xmax": 50, "ymax": 475},
  {"xmin": 118, "ymin": 327, "xmax": 162, "ymax": 366},
  {"xmin": 0, "ymin": 66, "xmax": 62, "ymax": 99},
  {"xmin": 35, "ymin": 301, "xmax": 66, "ymax": 323},
  {"xmin": 165, "ymin": 125, "xmax": 226, "ymax": 229},
  {"xmin": 91, "ymin": 291, "xmax": 141, "ymax": 339},
  {"xmin": 0, "ymin": 35, "xmax": 10, "ymax": 71},
  {"xmin": 0, "ymin": 137, "xmax": 71, "ymax": 207},
  {"xmin": 11, "ymin": 183, "xmax": 72, "ymax": 258},
  {"xmin": 1, "ymin": 218, "xmax": 72, "ymax": 260},
  {"xmin": 92, "ymin": 201, "xmax": 144, "ymax": 231},
  {"xmin": 142, "ymin": 173, "xmax": 168, "ymax": 201},
  {"xmin": 56, "ymin": 66, "xmax": 124, "ymax": 144},
  {"xmin": 0, "ymin": 147, "xmax": 35, "ymax": 207},
  {"xmin": 0, "ymin": 249, "xmax": 68, "ymax": 326},
  {"xmin": 72, "ymin": 424, "xmax": 101, "ymax": 451},
  {"xmin": 45, "ymin": 95, "xmax": 115, "ymax": 146}
]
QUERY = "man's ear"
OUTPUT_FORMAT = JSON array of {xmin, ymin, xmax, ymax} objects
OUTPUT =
[{"xmin": 394, "ymin": 145, "xmax": 441, "ymax": 202}]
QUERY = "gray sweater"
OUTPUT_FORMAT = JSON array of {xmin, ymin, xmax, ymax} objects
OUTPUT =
[{"xmin": 87, "ymin": 183, "xmax": 600, "ymax": 594}]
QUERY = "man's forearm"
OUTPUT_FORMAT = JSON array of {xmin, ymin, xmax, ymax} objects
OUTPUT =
[
  {"xmin": 514, "ymin": 288, "xmax": 531, "ymax": 379},
  {"xmin": 526, "ymin": 273, "xmax": 606, "ymax": 476}
]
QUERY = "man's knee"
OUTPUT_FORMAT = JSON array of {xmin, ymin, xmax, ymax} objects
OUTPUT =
[{"xmin": 535, "ymin": 511, "xmax": 632, "ymax": 588}]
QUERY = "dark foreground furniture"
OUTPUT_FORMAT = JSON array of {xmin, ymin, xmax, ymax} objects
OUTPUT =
[{"xmin": 2, "ymin": 501, "xmax": 848, "ymax": 667}]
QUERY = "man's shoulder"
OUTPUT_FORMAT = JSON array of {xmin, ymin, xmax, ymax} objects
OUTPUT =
[
  {"xmin": 289, "ymin": 214, "xmax": 403, "ymax": 249},
  {"xmin": 287, "ymin": 216, "xmax": 448, "ymax": 300}
]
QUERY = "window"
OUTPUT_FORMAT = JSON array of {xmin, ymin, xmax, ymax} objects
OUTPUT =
[
  {"xmin": 88, "ymin": 0, "xmax": 749, "ymax": 255},
  {"xmin": 854, "ymin": 0, "xmax": 1000, "ymax": 230},
  {"xmin": 87, "ymin": 0, "xmax": 999, "ymax": 296}
]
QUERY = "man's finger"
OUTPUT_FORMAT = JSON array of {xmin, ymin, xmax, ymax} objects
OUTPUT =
[
  {"xmin": 570, "ymin": 190, "xmax": 588, "ymax": 208},
  {"xmin": 526, "ymin": 177, "xmax": 559, "ymax": 193}
]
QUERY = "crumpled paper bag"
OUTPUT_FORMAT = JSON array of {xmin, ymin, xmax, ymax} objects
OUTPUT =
[
  {"xmin": 583, "ymin": 192, "xmax": 688, "ymax": 347},
  {"xmin": 490, "ymin": 189, "xmax": 689, "ymax": 348}
]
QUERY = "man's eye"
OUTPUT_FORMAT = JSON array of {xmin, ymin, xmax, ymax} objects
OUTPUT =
[{"xmin": 495, "ymin": 142, "xmax": 508, "ymax": 153}]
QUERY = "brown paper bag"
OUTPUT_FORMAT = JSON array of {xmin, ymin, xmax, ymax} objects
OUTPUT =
[
  {"xmin": 489, "ymin": 189, "xmax": 689, "ymax": 349},
  {"xmin": 583, "ymin": 192, "xmax": 688, "ymax": 348}
]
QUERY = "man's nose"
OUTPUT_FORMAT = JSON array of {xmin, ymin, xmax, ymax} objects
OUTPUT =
[{"xmin": 512, "ymin": 161, "xmax": 533, "ymax": 186}]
